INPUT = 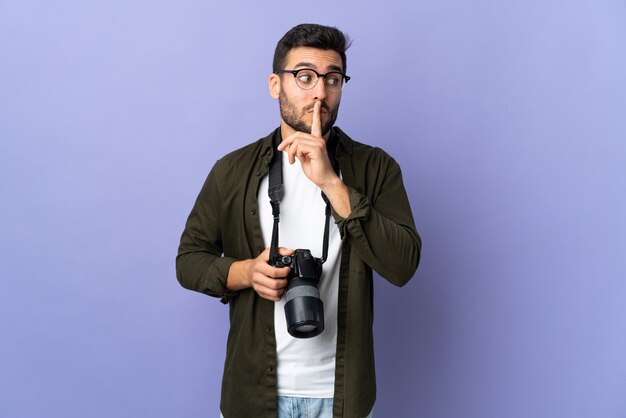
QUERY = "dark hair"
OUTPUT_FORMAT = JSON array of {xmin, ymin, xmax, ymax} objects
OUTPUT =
[{"xmin": 273, "ymin": 24, "xmax": 352, "ymax": 74}]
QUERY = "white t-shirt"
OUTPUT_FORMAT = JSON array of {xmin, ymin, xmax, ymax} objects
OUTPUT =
[{"xmin": 257, "ymin": 151, "xmax": 342, "ymax": 398}]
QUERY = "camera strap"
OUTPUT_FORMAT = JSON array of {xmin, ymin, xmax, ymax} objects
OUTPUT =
[{"xmin": 268, "ymin": 129, "xmax": 339, "ymax": 264}]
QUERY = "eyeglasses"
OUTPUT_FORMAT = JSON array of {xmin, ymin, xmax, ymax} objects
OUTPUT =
[{"xmin": 275, "ymin": 68, "xmax": 350, "ymax": 92}]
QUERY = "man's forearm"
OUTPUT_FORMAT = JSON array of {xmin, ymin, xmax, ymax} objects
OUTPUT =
[
  {"xmin": 321, "ymin": 176, "xmax": 351, "ymax": 218},
  {"xmin": 226, "ymin": 259, "xmax": 253, "ymax": 291},
  {"xmin": 334, "ymin": 184, "xmax": 421, "ymax": 287}
]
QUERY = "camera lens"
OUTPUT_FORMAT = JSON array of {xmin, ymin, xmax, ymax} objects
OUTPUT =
[
  {"xmin": 278, "ymin": 249, "xmax": 324, "ymax": 339},
  {"xmin": 295, "ymin": 324, "xmax": 317, "ymax": 333},
  {"xmin": 284, "ymin": 284, "xmax": 324, "ymax": 338}
]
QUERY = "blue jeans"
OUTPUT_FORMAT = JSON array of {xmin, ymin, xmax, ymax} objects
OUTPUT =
[{"xmin": 220, "ymin": 396, "xmax": 373, "ymax": 417}]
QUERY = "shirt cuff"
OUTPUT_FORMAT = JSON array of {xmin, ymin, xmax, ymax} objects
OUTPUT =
[
  {"xmin": 331, "ymin": 187, "xmax": 371, "ymax": 239},
  {"xmin": 212, "ymin": 256, "xmax": 239, "ymax": 304}
]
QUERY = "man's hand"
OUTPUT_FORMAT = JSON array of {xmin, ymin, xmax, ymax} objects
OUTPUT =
[
  {"xmin": 227, "ymin": 247, "xmax": 294, "ymax": 301},
  {"xmin": 278, "ymin": 101, "xmax": 338, "ymax": 189},
  {"xmin": 278, "ymin": 101, "xmax": 352, "ymax": 217}
]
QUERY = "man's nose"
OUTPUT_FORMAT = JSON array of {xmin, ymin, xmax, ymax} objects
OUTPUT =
[{"xmin": 312, "ymin": 77, "xmax": 327, "ymax": 100}]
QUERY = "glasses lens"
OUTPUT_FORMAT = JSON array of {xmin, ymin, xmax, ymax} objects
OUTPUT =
[
  {"xmin": 295, "ymin": 69, "xmax": 318, "ymax": 90},
  {"xmin": 324, "ymin": 72, "xmax": 344, "ymax": 92}
]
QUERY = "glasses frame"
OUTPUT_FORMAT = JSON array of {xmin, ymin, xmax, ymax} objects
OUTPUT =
[{"xmin": 275, "ymin": 68, "xmax": 351, "ymax": 92}]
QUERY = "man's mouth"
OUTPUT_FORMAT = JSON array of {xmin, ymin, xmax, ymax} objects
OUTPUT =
[
  {"xmin": 306, "ymin": 109, "xmax": 328, "ymax": 117},
  {"xmin": 305, "ymin": 103, "xmax": 330, "ymax": 113}
]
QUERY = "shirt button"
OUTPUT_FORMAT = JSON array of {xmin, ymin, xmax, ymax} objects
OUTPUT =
[
  {"xmin": 265, "ymin": 325, "xmax": 272, "ymax": 332},
  {"xmin": 251, "ymin": 209, "xmax": 256, "ymax": 215},
  {"xmin": 255, "ymin": 171, "xmax": 261, "ymax": 176},
  {"xmin": 267, "ymin": 366, "xmax": 273, "ymax": 372}
]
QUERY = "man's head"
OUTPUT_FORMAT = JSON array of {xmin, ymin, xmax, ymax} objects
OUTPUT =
[
  {"xmin": 269, "ymin": 24, "xmax": 352, "ymax": 138},
  {"xmin": 273, "ymin": 24, "xmax": 351, "ymax": 75}
]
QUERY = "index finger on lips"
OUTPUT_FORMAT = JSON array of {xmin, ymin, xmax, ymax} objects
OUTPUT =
[{"xmin": 311, "ymin": 101, "xmax": 322, "ymax": 138}]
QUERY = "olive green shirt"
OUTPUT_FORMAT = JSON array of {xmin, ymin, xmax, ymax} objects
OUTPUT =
[{"xmin": 176, "ymin": 127, "xmax": 421, "ymax": 418}]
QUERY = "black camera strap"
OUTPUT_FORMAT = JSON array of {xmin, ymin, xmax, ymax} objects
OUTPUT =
[
  {"xmin": 268, "ymin": 129, "xmax": 339, "ymax": 264},
  {"xmin": 268, "ymin": 131, "xmax": 284, "ymax": 264}
]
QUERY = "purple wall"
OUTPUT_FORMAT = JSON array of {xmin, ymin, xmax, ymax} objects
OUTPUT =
[{"xmin": 1, "ymin": 1, "xmax": 625, "ymax": 417}]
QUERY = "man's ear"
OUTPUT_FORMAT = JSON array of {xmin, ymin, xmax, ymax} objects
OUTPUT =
[{"xmin": 269, "ymin": 74, "xmax": 281, "ymax": 99}]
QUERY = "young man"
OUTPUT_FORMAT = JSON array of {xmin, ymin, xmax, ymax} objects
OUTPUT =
[{"xmin": 177, "ymin": 24, "xmax": 421, "ymax": 418}]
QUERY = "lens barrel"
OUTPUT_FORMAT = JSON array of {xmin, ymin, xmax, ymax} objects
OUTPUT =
[{"xmin": 284, "ymin": 283, "xmax": 324, "ymax": 338}]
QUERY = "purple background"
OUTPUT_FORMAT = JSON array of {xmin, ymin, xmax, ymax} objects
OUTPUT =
[{"xmin": 1, "ymin": 1, "xmax": 625, "ymax": 417}]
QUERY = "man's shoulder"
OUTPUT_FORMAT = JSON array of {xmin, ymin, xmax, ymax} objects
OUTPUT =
[
  {"xmin": 219, "ymin": 130, "xmax": 275, "ymax": 162},
  {"xmin": 213, "ymin": 129, "xmax": 276, "ymax": 171},
  {"xmin": 334, "ymin": 127, "xmax": 398, "ymax": 167}
]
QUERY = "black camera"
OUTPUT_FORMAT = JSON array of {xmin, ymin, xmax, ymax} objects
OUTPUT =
[{"xmin": 273, "ymin": 249, "xmax": 324, "ymax": 338}]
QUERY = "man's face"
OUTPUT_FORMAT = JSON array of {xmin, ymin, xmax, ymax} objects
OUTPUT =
[{"xmin": 270, "ymin": 47, "xmax": 344, "ymax": 138}]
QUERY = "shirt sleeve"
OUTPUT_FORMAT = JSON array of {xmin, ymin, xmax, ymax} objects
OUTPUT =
[
  {"xmin": 176, "ymin": 160, "xmax": 239, "ymax": 303},
  {"xmin": 332, "ymin": 160, "xmax": 421, "ymax": 287}
]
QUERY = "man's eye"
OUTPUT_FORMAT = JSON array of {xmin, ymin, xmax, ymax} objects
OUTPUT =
[
  {"xmin": 298, "ymin": 75, "xmax": 313, "ymax": 83},
  {"xmin": 326, "ymin": 77, "xmax": 340, "ymax": 85}
]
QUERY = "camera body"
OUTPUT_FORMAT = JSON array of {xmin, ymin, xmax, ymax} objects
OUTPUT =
[{"xmin": 273, "ymin": 249, "xmax": 324, "ymax": 338}]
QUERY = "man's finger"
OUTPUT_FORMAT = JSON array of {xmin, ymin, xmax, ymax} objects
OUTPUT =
[
  {"xmin": 278, "ymin": 247, "xmax": 295, "ymax": 256},
  {"xmin": 311, "ymin": 101, "xmax": 322, "ymax": 138}
]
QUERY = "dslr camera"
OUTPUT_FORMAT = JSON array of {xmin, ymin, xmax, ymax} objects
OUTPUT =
[{"xmin": 273, "ymin": 249, "xmax": 324, "ymax": 338}]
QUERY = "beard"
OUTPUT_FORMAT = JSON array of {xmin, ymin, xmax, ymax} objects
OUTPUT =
[{"xmin": 278, "ymin": 92, "xmax": 339, "ymax": 136}]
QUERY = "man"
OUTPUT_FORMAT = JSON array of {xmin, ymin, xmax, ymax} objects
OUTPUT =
[{"xmin": 177, "ymin": 24, "xmax": 421, "ymax": 418}]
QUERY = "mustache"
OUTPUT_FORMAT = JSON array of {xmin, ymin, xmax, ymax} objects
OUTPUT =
[{"xmin": 303, "ymin": 102, "xmax": 331, "ymax": 113}]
